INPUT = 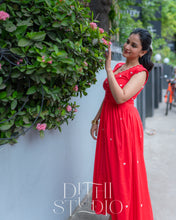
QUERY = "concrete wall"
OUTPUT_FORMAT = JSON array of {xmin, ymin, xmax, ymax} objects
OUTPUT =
[{"xmin": 0, "ymin": 61, "xmax": 119, "ymax": 220}]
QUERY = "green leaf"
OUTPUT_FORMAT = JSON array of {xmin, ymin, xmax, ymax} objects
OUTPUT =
[
  {"xmin": 47, "ymin": 32, "xmax": 57, "ymax": 41},
  {"xmin": 40, "ymin": 77, "xmax": 46, "ymax": 84},
  {"xmin": 5, "ymin": 21, "xmax": 17, "ymax": 32},
  {"xmin": 14, "ymin": 25, "xmax": 28, "ymax": 38},
  {"xmin": 43, "ymin": 85, "xmax": 49, "ymax": 93},
  {"xmin": 52, "ymin": 22, "xmax": 60, "ymax": 28},
  {"xmin": 53, "ymin": 45, "xmax": 59, "ymax": 54},
  {"xmin": 0, "ymin": 84, "xmax": 6, "ymax": 90},
  {"xmin": 17, "ymin": 18, "xmax": 32, "ymax": 27},
  {"xmin": 26, "ymin": 86, "xmax": 37, "ymax": 95},
  {"xmin": 12, "ymin": 91, "xmax": 18, "ymax": 98},
  {"xmin": 61, "ymin": 20, "xmax": 68, "ymax": 26},
  {"xmin": 11, "ymin": 72, "xmax": 21, "ymax": 78},
  {"xmin": 35, "ymin": 42, "xmax": 43, "ymax": 49},
  {"xmin": 10, "ymin": 48, "xmax": 24, "ymax": 56},
  {"xmin": 61, "ymin": 58, "xmax": 74, "ymax": 64},
  {"xmin": 0, "ymin": 121, "xmax": 14, "ymax": 131},
  {"xmin": 57, "ymin": 50, "xmax": 68, "ymax": 57},
  {"xmin": 0, "ymin": 3, "xmax": 6, "ymax": 11},
  {"xmin": 0, "ymin": 91, "xmax": 7, "ymax": 99},
  {"xmin": 11, "ymin": 100, "xmax": 17, "ymax": 110},
  {"xmin": 45, "ymin": 0, "xmax": 51, "ymax": 7},
  {"xmin": 23, "ymin": 116, "xmax": 29, "ymax": 124},
  {"xmin": 40, "ymin": 62, "xmax": 47, "ymax": 68},
  {"xmin": 18, "ymin": 38, "xmax": 32, "ymax": 47},
  {"xmin": 27, "ymin": 31, "xmax": 46, "ymax": 41},
  {"xmin": 26, "ymin": 69, "xmax": 35, "ymax": 75},
  {"xmin": 61, "ymin": 109, "xmax": 66, "ymax": 116},
  {"xmin": 0, "ymin": 77, "xmax": 2, "ymax": 85}
]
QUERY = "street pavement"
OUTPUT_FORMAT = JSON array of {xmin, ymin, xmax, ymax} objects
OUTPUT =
[{"xmin": 69, "ymin": 92, "xmax": 176, "ymax": 220}]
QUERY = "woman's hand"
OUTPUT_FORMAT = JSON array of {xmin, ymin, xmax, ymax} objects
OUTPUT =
[
  {"xmin": 105, "ymin": 45, "xmax": 112, "ymax": 72},
  {"xmin": 90, "ymin": 124, "xmax": 99, "ymax": 140}
]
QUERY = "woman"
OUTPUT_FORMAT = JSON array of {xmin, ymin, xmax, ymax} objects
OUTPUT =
[{"xmin": 90, "ymin": 28, "xmax": 154, "ymax": 220}]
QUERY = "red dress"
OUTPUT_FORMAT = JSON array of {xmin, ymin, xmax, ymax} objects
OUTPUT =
[{"xmin": 91, "ymin": 63, "xmax": 154, "ymax": 220}]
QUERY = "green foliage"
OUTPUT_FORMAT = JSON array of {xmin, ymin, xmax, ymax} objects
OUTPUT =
[
  {"xmin": 139, "ymin": 0, "xmax": 160, "ymax": 28},
  {"xmin": 152, "ymin": 35, "xmax": 176, "ymax": 66},
  {"xmin": 161, "ymin": 0, "xmax": 176, "ymax": 41},
  {"xmin": 153, "ymin": 0, "xmax": 176, "ymax": 66},
  {"xmin": 109, "ymin": 0, "xmax": 137, "ymax": 44},
  {"xmin": 109, "ymin": 0, "xmax": 176, "ymax": 67},
  {"xmin": 0, "ymin": 0, "xmax": 109, "ymax": 145}
]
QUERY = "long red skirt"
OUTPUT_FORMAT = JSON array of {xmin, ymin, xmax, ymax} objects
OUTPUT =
[{"xmin": 91, "ymin": 100, "xmax": 154, "ymax": 220}]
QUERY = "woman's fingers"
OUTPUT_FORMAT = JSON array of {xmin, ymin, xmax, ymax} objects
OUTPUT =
[
  {"xmin": 105, "ymin": 44, "xmax": 112, "ymax": 72},
  {"xmin": 90, "ymin": 125, "xmax": 98, "ymax": 140},
  {"xmin": 108, "ymin": 44, "xmax": 111, "ymax": 60}
]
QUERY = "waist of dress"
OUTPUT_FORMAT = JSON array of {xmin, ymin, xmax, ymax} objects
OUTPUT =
[{"xmin": 103, "ymin": 96, "xmax": 134, "ymax": 106}]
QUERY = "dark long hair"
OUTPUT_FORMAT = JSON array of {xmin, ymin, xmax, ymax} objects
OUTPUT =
[{"xmin": 130, "ymin": 28, "xmax": 154, "ymax": 72}]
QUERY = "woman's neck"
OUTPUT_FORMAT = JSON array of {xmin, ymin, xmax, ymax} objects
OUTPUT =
[{"xmin": 125, "ymin": 59, "xmax": 140, "ymax": 68}]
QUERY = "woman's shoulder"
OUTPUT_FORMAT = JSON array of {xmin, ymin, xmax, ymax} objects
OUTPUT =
[
  {"xmin": 130, "ymin": 64, "xmax": 149, "ymax": 81},
  {"xmin": 133, "ymin": 64, "xmax": 148, "ymax": 73}
]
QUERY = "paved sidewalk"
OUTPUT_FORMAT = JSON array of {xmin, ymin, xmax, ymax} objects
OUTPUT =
[
  {"xmin": 144, "ymin": 97, "xmax": 176, "ymax": 220},
  {"xmin": 69, "ymin": 95, "xmax": 176, "ymax": 220}
]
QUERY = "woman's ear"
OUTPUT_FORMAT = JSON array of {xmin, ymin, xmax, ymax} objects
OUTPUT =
[{"xmin": 140, "ymin": 50, "xmax": 148, "ymax": 58}]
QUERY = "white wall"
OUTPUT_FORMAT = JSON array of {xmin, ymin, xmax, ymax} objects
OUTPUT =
[{"xmin": 0, "ymin": 61, "xmax": 119, "ymax": 220}]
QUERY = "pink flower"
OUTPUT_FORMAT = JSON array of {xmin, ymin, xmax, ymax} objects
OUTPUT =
[
  {"xmin": 101, "ymin": 38, "xmax": 112, "ymax": 46},
  {"xmin": 74, "ymin": 109, "xmax": 78, "ymax": 112},
  {"xmin": 73, "ymin": 85, "xmax": 78, "ymax": 92},
  {"xmin": 19, "ymin": 59, "xmax": 23, "ymax": 62},
  {"xmin": 42, "ymin": 56, "xmax": 45, "ymax": 59},
  {"xmin": 90, "ymin": 22, "xmax": 97, "ymax": 30},
  {"xmin": 42, "ymin": 59, "xmax": 45, "ymax": 62},
  {"xmin": 99, "ymin": 28, "xmax": 104, "ymax": 34},
  {"xmin": 0, "ymin": 63, "xmax": 1, "ymax": 69},
  {"xmin": 84, "ymin": 61, "xmax": 88, "ymax": 66},
  {"xmin": 66, "ymin": 105, "xmax": 72, "ymax": 112},
  {"xmin": 48, "ymin": 60, "xmax": 52, "ymax": 64},
  {"xmin": 102, "ymin": 38, "xmax": 108, "ymax": 45},
  {"xmin": 36, "ymin": 123, "xmax": 47, "ymax": 131},
  {"xmin": 17, "ymin": 61, "xmax": 20, "ymax": 65},
  {"xmin": 0, "ymin": 11, "xmax": 10, "ymax": 21},
  {"xmin": 88, "ymin": 82, "xmax": 91, "ymax": 86}
]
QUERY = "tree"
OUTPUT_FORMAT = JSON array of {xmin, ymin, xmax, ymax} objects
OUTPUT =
[{"xmin": 161, "ymin": 0, "xmax": 176, "ymax": 41}]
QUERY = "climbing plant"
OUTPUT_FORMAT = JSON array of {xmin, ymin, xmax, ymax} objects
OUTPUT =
[{"xmin": 0, "ymin": 0, "xmax": 111, "ymax": 145}]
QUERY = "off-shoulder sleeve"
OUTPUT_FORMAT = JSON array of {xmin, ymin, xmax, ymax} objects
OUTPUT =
[{"xmin": 128, "ymin": 65, "xmax": 149, "ymax": 83}]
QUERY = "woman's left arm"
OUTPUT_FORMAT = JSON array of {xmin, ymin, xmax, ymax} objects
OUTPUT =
[{"xmin": 105, "ymin": 46, "xmax": 147, "ymax": 104}]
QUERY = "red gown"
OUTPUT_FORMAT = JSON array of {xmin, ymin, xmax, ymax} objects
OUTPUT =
[{"xmin": 91, "ymin": 63, "xmax": 154, "ymax": 220}]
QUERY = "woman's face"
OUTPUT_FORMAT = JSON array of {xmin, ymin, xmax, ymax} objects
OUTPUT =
[{"xmin": 123, "ymin": 34, "xmax": 146, "ymax": 60}]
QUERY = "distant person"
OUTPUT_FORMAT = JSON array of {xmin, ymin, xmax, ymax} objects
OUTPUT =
[{"xmin": 90, "ymin": 28, "xmax": 154, "ymax": 220}]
